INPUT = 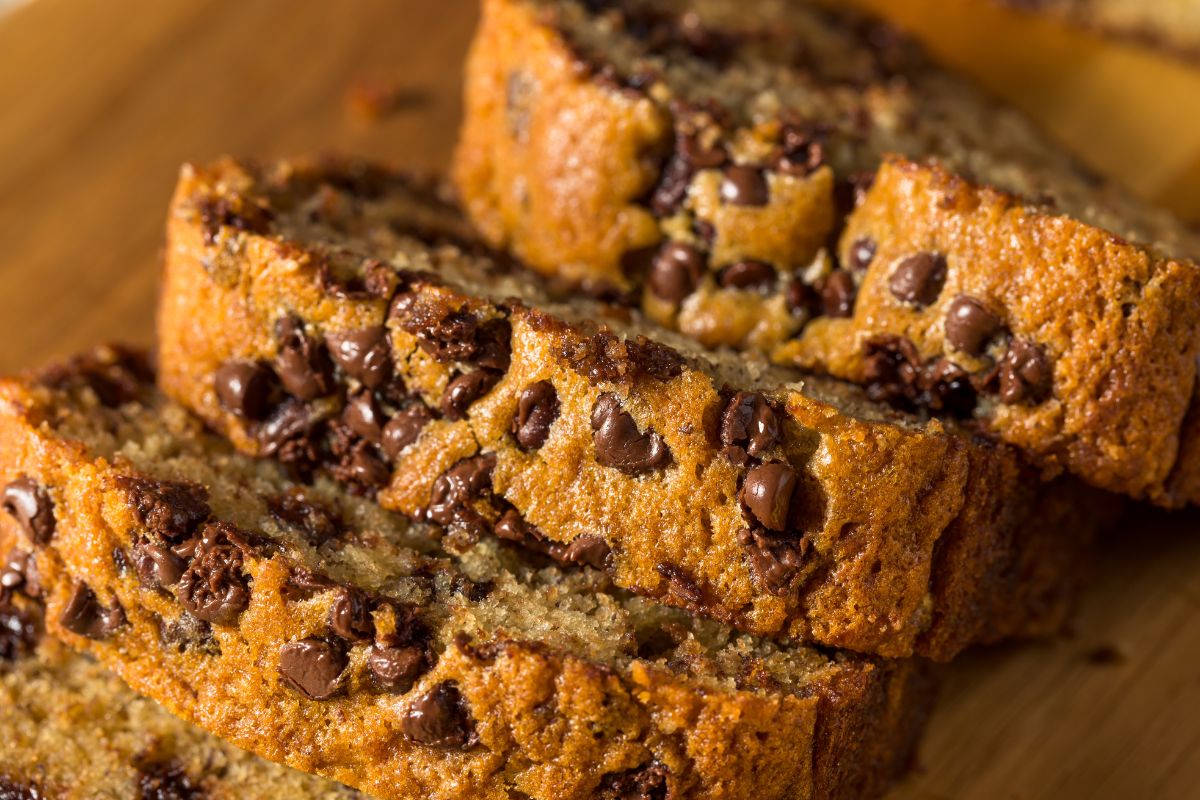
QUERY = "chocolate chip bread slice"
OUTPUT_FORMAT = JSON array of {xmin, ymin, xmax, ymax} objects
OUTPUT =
[
  {"xmin": 0, "ymin": 346, "xmax": 934, "ymax": 800},
  {"xmin": 453, "ymin": 0, "xmax": 1200, "ymax": 504},
  {"xmin": 0, "ymin": 599, "xmax": 365, "ymax": 799},
  {"xmin": 157, "ymin": 156, "xmax": 1112, "ymax": 661}
]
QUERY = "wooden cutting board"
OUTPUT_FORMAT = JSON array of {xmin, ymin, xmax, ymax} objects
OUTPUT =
[{"xmin": 0, "ymin": 1, "xmax": 1197, "ymax": 798}]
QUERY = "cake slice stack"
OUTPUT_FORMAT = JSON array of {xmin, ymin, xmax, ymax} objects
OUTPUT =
[{"xmin": 3, "ymin": 0, "xmax": 1197, "ymax": 797}]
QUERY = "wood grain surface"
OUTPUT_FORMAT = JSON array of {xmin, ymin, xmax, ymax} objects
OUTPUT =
[{"xmin": 0, "ymin": 1, "xmax": 1197, "ymax": 798}]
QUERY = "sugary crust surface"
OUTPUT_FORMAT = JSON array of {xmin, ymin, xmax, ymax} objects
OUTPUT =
[
  {"xmin": 0, "ymin": 351, "xmax": 932, "ymax": 800},
  {"xmin": 779, "ymin": 157, "xmax": 1200, "ymax": 504},
  {"xmin": 0, "ymin": 640, "xmax": 364, "ymax": 799},
  {"xmin": 452, "ymin": 0, "xmax": 1200, "ymax": 503},
  {"xmin": 156, "ymin": 157, "xmax": 1110, "ymax": 660}
]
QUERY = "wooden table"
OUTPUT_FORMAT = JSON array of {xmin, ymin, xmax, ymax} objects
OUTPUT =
[{"xmin": 1, "ymin": 1, "xmax": 1198, "ymax": 797}]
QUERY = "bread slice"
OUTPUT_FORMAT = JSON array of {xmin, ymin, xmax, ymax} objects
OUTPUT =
[
  {"xmin": 0, "ymin": 617, "xmax": 364, "ymax": 798},
  {"xmin": 452, "ymin": 0, "xmax": 1200, "ymax": 504},
  {"xmin": 0, "ymin": 346, "xmax": 933, "ymax": 800},
  {"xmin": 156, "ymin": 156, "xmax": 1111, "ymax": 661},
  {"xmin": 998, "ymin": 0, "xmax": 1200, "ymax": 59}
]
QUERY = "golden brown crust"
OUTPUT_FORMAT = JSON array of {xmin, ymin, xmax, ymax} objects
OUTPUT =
[
  {"xmin": 155, "ymin": 157, "xmax": 1108, "ymax": 660},
  {"xmin": 452, "ymin": 0, "xmax": 1200, "ymax": 505},
  {"xmin": 780, "ymin": 157, "xmax": 1200, "ymax": 504},
  {"xmin": 0, "ymin": 351, "xmax": 931, "ymax": 800},
  {"xmin": 996, "ymin": 0, "xmax": 1200, "ymax": 61}
]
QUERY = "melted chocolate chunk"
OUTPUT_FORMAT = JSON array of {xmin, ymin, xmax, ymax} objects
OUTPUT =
[
  {"xmin": 317, "ymin": 258, "xmax": 396, "ymax": 301},
  {"xmin": 136, "ymin": 759, "xmax": 205, "ymax": 800},
  {"xmin": 115, "ymin": 476, "xmax": 211, "ymax": 544},
  {"xmin": 944, "ymin": 295, "xmax": 1002, "ymax": 356},
  {"xmin": 739, "ymin": 528, "xmax": 810, "ymax": 595},
  {"xmin": 925, "ymin": 359, "xmax": 978, "ymax": 416},
  {"xmin": 655, "ymin": 563, "xmax": 702, "ymax": 606},
  {"xmin": 326, "ymin": 326, "xmax": 392, "ymax": 389},
  {"xmin": 133, "ymin": 540, "xmax": 187, "ymax": 589},
  {"xmin": 267, "ymin": 492, "xmax": 343, "ymax": 547},
  {"xmin": 818, "ymin": 270, "xmax": 857, "ymax": 318},
  {"xmin": 176, "ymin": 526, "xmax": 252, "ymax": 625},
  {"xmin": 381, "ymin": 405, "xmax": 434, "ymax": 460},
  {"xmin": 35, "ymin": 346, "xmax": 153, "ymax": 409},
  {"xmin": 426, "ymin": 455, "xmax": 496, "ymax": 539},
  {"xmin": 719, "ymin": 260, "xmax": 776, "ymax": 290},
  {"xmin": 775, "ymin": 125, "xmax": 826, "ymax": 177},
  {"xmin": 401, "ymin": 681, "xmax": 476, "ymax": 749},
  {"xmin": 391, "ymin": 297, "xmax": 512, "ymax": 372},
  {"xmin": 596, "ymin": 762, "xmax": 670, "ymax": 800},
  {"xmin": 333, "ymin": 441, "xmax": 392, "ymax": 491},
  {"xmin": 512, "ymin": 381, "xmax": 559, "ymax": 450},
  {"xmin": 863, "ymin": 336, "xmax": 980, "ymax": 416},
  {"xmin": 559, "ymin": 535, "xmax": 613, "ymax": 571},
  {"xmin": 785, "ymin": 278, "xmax": 821, "ymax": 319},
  {"xmin": 214, "ymin": 360, "xmax": 278, "ymax": 420},
  {"xmin": 278, "ymin": 636, "xmax": 349, "ymax": 700},
  {"xmin": 1, "ymin": 550, "xmax": 40, "ymax": 598},
  {"xmin": 255, "ymin": 399, "xmax": 325, "ymax": 472},
  {"xmin": 195, "ymin": 194, "xmax": 274, "ymax": 246},
  {"xmin": 368, "ymin": 644, "xmax": 428, "ymax": 693},
  {"xmin": 0, "ymin": 601, "xmax": 38, "ymax": 663},
  {"xmin": 720, "ymin": 165, "xmax": 769, "ymax": 206},
  {"xmin": 889, "ymin": 252, "xmax": 947, "ymax": 307},
  {"xmin": 439, "ymin": 369, "xmax": 500, "ymax": 420},
  {"xmin": 740, "ymin": 463, "xmax": 797, "ymax": 532},
  {"xmin": 2, "ymin": 478, "xmax": 55, "ymax": 546},
  {"xmin": 275, "ymin": 317, "xmax": 334, "ymax": 401},
  {"xmin": 998, "ymin": 338, "xmax": 1052, "ymax": 405},
  {"xmin": 647, "ymin": 241, "xmax": 704, "ymax": 303},
  {"xmin": 847, "ymin": 236, "xmax": 877, "ymax": 273},
  {"xmin": 720, "ymin": 392, "xmax": 781, "ymax": 458},
  {"xmin": 591, "ymin": 394, "xmax": 671, "ymax": 474},
  {"xmin": 59, "ymin": 582, "xmax": 125, "ymax": 641},
  {"xmin": 342, "ymin": 389, "xmax": 386, "ymax": 443},
  {"xmin": 650, "ymin": 127, "xmax": 726, "ymax": 216},
  {"xmin": 329, "ymin": 587, "xmax": 375, "ymax": 643}
]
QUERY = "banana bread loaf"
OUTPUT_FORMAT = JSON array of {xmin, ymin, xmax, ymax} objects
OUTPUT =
[
  {"xmin": 157, "ymin": 156, "xmax": 1111, "ymax": 660},
  {"xmin": 0, "ymin": 346, "xmax": 933, "ymax": 800},
  {"xmin": 0, "ymin": 604, "xmax": 365, "ymax": 798},
  {"xmin": 452, "ymin": 0, "xmax": 1200, "ymax": 504}
]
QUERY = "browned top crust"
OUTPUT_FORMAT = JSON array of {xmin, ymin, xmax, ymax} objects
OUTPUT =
[
  {"xmin": 157, "ymin": 156, "xmax": 1112, "ymax": 660},
  {"xmin": 998, "ymin": 0, "xmax": 1200, "ymax": 60},
  {"xmin": 452, "ymin": 0, "xmax": 1200, "ymax": 503},
  {"xmin": 0, "ymin": 346, "xmax": 933, "ymax": 800}
]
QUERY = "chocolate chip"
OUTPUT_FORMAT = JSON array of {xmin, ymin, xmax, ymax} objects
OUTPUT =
[
  {"xmin": 721, "ymin": 165, "xmax": 769, "ymax": 206},
  {"xmin": 59, "ymin": 582, "xmax": 125, "ymax": 640},
  {"xmin": 382, "ymin": 405, "xmax": 434, "ymax": 459},
  {"xmin": 740, "ymin": 463, "xmax": 796, "ymax": 532},
  {"xmin": 1, "ymin": 550, "xmax": 39, "ymax": 598},
  {"xmin": 998, "ymin": 338, "xmax": 1052, "ymax": 405},
  {"xmin": 559, "ymin": 535, "xmax": 612, "ymax": 571},
  {"xmin": 648, "ymin": 241, "xmax": 704, "ymax": 303},
  {"xmin": 133, "ymin": 541, "xmax": 187, "ymax": 589},
  {"xmin": 944, "ymin": 295, "xmax": 1002, "ymax": 356},
  {"xmin": 775, "ymin": 126, "xmax": 826, "ymax": 177},
  {"xmin": 439, "ymin": 369, "xmax": 500, "ymax": 421},
  {"xmin": 136, "ymin": 758, "xmax": 204, "ymax": 800},
  {"xmin": 719, "ymin": 260, "xmax": 776, "ymax": 290},
  {"xmin": 368, "ymin": 644, "xmax": 427, "ymax": 693},
  {"xmin": 863, "ymin": 335, "xmax": 922, "ymax": 409},
  {"xmin": 391, "ymin": 297, "xmax": 511, "ymax": 371},
  {"xmin": 785, "ymin": 279, "xmax": 820, "ymax": 318},
  {"xmin": 426, "ymin": 455, "xmax": 496, "ymax": 537},
  {"xmin": 0, "ymin": 601, "xmax": 38, "ymax": 663},
  {"xmin": 329, "ymin": 588, "xmax": 375, "ymax": 643},
  {"xmin": 337, "ymin": 444, "xmax": 392, "ymax": 490},
  {"xmin": 278, "ymin": 637, "xmax": 348, "ymax": 700},
  {"xmin": 740, "ymin": 528, "xmax": 809, "ymax": 595},
  {"xmin": 326, "ymin": 326, "xmax": 392, "ymax": 389},
  {"xmin": 889, "ymin": 252, "xmax": 946, "ymax": 307},
  {"xmin": 818, "ymin": 270, "xmax": 856, "ymax": 318},
  {"xmin": 214, "ymin": 361, "xmax": 277, "ymax": 420},
  {"xmin": 2, "ymin": 478, "xmax": 55, "ymax": 546},
  {"xmin": 275, "ymin": 317, "xmax": 334, "ymax": 401},
  {"xmin": 176, "ymin": 528, "xmax": 251, "ymax": 625},
  {"xmin": 115, "ymin": 476, "xmax": 211, "ymax": 544},
  {"xmin": 597, "ymin": 762, "xmax": 670, "ymax": 800},
  {"xmin": 926, "ymin": 359, "xmax": 978, "ymax": 416},
  {"xmin": 847, "ymin": 237, "xmax": 877, "ymax": 273},
  {"xmin": 267, "ymin": 493, "xmax": 343, "ymax": 547},
  {"xmin": 343, "ymin": 389, "xmax": 386, "ymax": 444},
  {"xmin": 402, "ymin": 681, "xmax": 476, "ymax": 749},
  {"xmin": 656, "ymin": 562, "xmax": 702, "ymax": 606},
  {"xmin": 720, "ymin": 392, "xmax": 781, "ymax": 458},
  {"xmin": 255, "ymin": 399, "xmax": 323, "ymax": 471},
  {"xmin": 591, "ymin": 393, "xmax": 671, "ymax": 474},
  {"xmin": 512, "ymin": 381, "xmax": 559, "ymax": 450}
]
